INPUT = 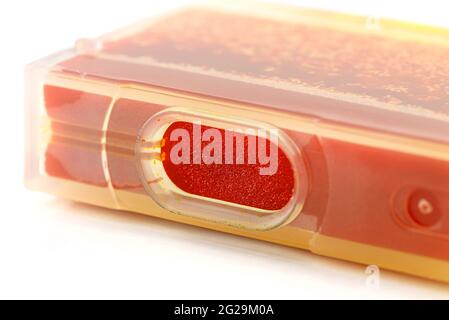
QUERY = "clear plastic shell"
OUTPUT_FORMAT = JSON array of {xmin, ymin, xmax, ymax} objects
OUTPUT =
[{"xmin": 25, "ymin": 2, "xmax": 449, "ymax": 282}]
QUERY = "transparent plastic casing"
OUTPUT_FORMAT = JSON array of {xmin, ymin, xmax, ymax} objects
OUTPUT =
[{"xmin": 25, "ymin": 2, "xmax": 449, "ymax": 282}]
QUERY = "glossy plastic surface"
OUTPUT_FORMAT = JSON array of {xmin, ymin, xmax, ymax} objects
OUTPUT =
[{"xmin": 25, "ymin": 3, "xmax": 449, "ymax": 282}]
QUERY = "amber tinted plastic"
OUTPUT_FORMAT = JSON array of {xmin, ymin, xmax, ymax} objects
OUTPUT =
[{"xmin": 25, "ymin": 3, "xmax": 449, "ymax": 282}]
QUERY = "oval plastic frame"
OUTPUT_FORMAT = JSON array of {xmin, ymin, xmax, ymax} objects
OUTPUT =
[{"xmin": 135, "ymin": 108, "xmax": 308, "ymax": 231}]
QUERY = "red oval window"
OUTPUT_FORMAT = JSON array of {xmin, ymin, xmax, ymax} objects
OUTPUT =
[{"xmin": 161, "ymin": 121, "xmax": 295, "ymax": 211}]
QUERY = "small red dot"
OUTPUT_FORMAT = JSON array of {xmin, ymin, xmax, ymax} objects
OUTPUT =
[{"xmin": 408, "ymin": 190, "xmax": 441, "ymax": 227}]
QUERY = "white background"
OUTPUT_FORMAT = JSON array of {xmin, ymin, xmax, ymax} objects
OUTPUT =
[{"xmin": 1, "ymin": 0, "xmax": 449, "ymax": 299}]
